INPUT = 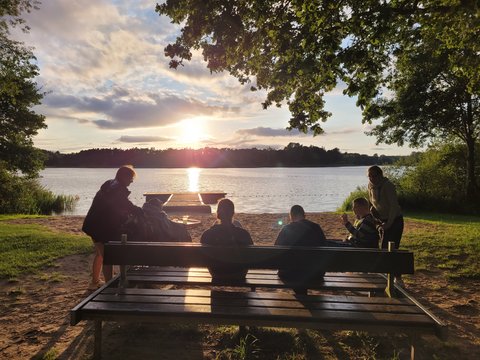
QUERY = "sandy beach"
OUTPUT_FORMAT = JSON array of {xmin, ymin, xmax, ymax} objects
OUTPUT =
[{"xmin": 1, "ymin": 213, "xmax": 479, "ymax": 359}]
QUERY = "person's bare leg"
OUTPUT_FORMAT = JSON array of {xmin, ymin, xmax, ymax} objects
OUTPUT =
[
  {"xmin": 92, "ymin": 242, "xmax": 104, "ymax": 283},
  {"xmin": 103, "ymin": 264, "xmax": 113, "ymax": 282}
]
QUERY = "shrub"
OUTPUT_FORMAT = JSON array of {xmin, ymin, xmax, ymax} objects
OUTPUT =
[
  {"xmin": 338, "ymin": 186, "xmax": 369, "ymax": 212},
  {"xmin": 0, "ymin": 167, "xmax": 78, "ymax": 214}
]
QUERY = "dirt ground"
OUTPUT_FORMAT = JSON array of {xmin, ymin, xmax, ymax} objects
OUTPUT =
[{"xmin": 0, "ymin": 213, "xmax": 479, "ymax": 359}]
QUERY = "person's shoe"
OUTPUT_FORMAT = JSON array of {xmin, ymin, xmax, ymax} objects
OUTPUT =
[{"xmin": 88, "ymin": 280, "xmax": 105, "ymax": 290}]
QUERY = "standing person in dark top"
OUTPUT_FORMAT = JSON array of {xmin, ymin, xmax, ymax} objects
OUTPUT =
[
  {"xmin": 368, "ymin": 165, "xmax": 405, "ymax": 286},
  {"xmin": 82, "ymin": 165, "xmax": 143, "ymax": 290},
  {"xmin": 201, "ymin": 198, "xmax": 253, "ymax": 281},
  {"xmin": 341, "ymin": 197, "xmax": 380, "ymax": 248},
  {"xmin": 367, "ymin": 165, "xmax": 403, "ymax": 250},
  {"xmin": 275, "ymin": 205, "xmax": 327, "ymax": 294}
]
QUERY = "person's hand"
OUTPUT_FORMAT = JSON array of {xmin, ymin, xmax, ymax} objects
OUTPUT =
[{"xmin": 341, "ymin": 213, "xmax": 348, "ymax": 225}]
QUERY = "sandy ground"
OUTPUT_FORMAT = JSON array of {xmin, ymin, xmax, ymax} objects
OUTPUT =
[{"xmin": 0, "ymin": 213, "xmax": 479, "ymax": 359}]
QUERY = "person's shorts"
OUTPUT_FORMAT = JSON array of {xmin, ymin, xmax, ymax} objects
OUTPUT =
[{"xmin": 91, "ymin": 236, "xmax": 109, "ymax": 244}]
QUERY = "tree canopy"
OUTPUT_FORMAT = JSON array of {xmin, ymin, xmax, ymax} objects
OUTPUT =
[
  {"xmin": 0, "ymin": 0, "xmax": 45, "ymax": 176},
  {"xmin": 157, "ymin": 0, "xmax": 480, "ymax": 196}
]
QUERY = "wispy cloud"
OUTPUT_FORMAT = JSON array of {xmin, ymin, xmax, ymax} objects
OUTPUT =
[
  {"xmin": 236, "ymin": 127, "xmax": 309, "ymax": 137},
  {"xmin": 117, "ymin": 135, "xmax": 172, "ymax": 143}
]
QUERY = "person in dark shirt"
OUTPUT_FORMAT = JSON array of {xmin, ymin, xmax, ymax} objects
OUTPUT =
[
  {"xmin": 82, "ymin": 165, "xmax": 143, "ymax": 289},
  {"xmin": 275, "ymin": 205, "xmax": 327, "ymax": 294},
  {"xmin": 201, "ymin": 198, "xmax": 253, "ymax": 281},
  {"xmin": 341, "ymin": 197, "xmax": 380, "ymax": 249}
]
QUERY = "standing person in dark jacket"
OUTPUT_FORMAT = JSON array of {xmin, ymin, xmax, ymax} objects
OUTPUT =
[
  {"xmin": 201, "ymin": 198, "xmax": 253, "ymax": 281},
  {"xmin": 341, "ymin": 197, "xmax": 380, "ymax": 248},
  {"xmin": 82, "ymin": 165, "xmax": 143, "ymax": 289},
  {"xmin": 275, "ymin": 205, "xmax": 327, "ymax": 294},
  {"xmin": 367, "ymin": 165, "xmax": 403, "ymax": 250},
  {"xmin": 368, "ymin": 165, "xmax": 405, "ymax": 286}
]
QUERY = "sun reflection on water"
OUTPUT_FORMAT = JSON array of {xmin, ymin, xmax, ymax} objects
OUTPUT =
[{"xmin": 187, "ymin": 167, "xmax": 200, "ymax": 192}]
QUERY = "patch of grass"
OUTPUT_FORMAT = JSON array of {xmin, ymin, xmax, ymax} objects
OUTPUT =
[
  {"xmin": 0, "ymin": 217, "xmax": 91, "ymax": 279},
  {"xmin": 0, "ymin": 214, "xmax": 48, "ymax": 221},
  {"xmin": 403, "ymin": 212, "xmax": 480, "ymax": 280},
  {"xmin": 37, "ymin": 272, "xmax": 69, "ymax": 283},
  {"xmin": 32, "ymin": 347, "xmax": 58, "ymax": 360}
]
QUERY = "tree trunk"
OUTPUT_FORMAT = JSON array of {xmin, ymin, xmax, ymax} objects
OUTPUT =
[
  {"xmin": 465, "ymin": 95, "xmax": 478, "ymax": 200},
  {"xmin": 465, "ymin": 136, "xmax": 478, "ymax": 199}
]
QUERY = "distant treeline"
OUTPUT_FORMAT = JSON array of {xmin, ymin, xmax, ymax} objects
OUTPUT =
[{"xmin": 43, "ymin": 143, "xmax": 402, "ymax": 168}]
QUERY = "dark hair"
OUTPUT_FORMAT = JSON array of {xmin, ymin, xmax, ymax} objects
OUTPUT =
[
  {"xmin": 147, "ymin": 198, "xmax": 163, "ymax": 208},
  {"xmin": 352, "ymin": 197, "xmax": 369, "ymax": 208},
  {"xmin": 116, "ymin": 165, "xmax": 136, "ymax": 180},
  {"xmin": 217, "ymin": 198, "xmax": 234, "ymax": 221},
  {"xmin": 368, "ymin": 165, "xmax": 383, "ymax": 177},
  {"xmin": 290, "ymin": 205, "xmax": 305, "ymax": 218}
]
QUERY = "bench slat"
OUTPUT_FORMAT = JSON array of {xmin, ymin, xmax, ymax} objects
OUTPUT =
[
  {"xmin": 100, "ymin": 287, "xmax": 414, "ymax": 306},
  {"xmin": 126, "ymin": 275, "xmax": 386, "ymax": 292},
  {"xmin": 92, "ymin": 293, "xmax": 423, "ymax": 314},
  {"xmin": 81, "ymin": 296, "xmax": 436, "ymax": 328},
  {"xmin": 104, "ymin": 243, "xmax": 414, "ymax": 274},
  {"xmin": 129, "ymin": 267, "xmax": 387, "ymax": 283}
]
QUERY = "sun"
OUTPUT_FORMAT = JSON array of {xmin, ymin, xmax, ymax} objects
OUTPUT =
[{"xmin": 179, "ymin": 118, "xmax": 206, "ymax": 147}]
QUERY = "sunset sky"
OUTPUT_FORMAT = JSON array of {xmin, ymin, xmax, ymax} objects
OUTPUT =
[{"xmin": 14, "ymin": 0, "xmax": 412, "ymax": 155}]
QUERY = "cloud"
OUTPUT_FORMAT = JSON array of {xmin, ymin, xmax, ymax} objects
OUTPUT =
[
  {"xmin": 43, "ymin": 91, "xmax": 227, "ymax": 129},
  {"xmin": 325, "ymin": 127, "xmax": 361, "ymax": 135},
  {"xmin": 117, "ymin": 135, "xmax": 172, "ymax": 143},
  {"xmin": 236, "ymin": 127, "xmax": 308, "ymax": 137}
]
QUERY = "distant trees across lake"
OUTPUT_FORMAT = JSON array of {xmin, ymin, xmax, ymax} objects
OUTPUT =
[{"xmin": 43, "ymin": 143, "xmax": 402, "ymax": 168}]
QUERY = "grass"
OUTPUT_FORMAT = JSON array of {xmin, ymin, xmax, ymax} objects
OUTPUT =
[
  {"xmin": 0, "ymin": 215, "xmax": 91, "ymax": 279},
  {"xmin": 402, "ymin": 211, "xmax": 480, "ymax": 280}
]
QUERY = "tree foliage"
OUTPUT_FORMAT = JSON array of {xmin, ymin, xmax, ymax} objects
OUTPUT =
[
  {"xmin": 156, "ymin": 0, "xmax": 480, "ymax": 195},
  {"xmin": 1, "ymin": 0, "xmax": 45, "ymax": 176},
  {"xmin": 43, "ymin": 145, "xmax": 398, "ymax": 168},
  {"xmin": 365, "ymin": 2, "xmax": 480, "ymax": 196},
  {"xmin": 392, "ymin": 142, "xmax": 480, "ymax": 214}
]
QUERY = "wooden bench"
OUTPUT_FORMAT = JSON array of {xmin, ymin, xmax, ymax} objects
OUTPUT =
[{"xmin": 71, "ymin": 242, "xmax": 445, "ymax": 359}]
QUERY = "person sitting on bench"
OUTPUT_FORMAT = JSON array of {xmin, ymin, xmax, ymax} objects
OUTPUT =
[
  {"xmin": 340, "ymin": 197, "xmax": 380, "ymax": 249},
  {"xmin": 201, "ymin": 198, "xmax": 253, "ymax": 281},
  {"xmin": 275, "ymin": 205, "xmax": 327, "ymax": 294}
]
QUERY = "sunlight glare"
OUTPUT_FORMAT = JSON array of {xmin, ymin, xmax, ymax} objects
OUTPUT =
[
  {"xmin": 187, "ymin": 167, "xmax": 200, "ymax": 192},
  {"xmin": 179, "ymin": 118, "xmax": 205, "ymax": 147}
]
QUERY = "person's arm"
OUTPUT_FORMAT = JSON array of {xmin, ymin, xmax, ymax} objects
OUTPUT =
[
  {"xmin": 275, "ymin": 228, "xmax": 287, "ymax": 245},
  {"xmin": 383, "ymin": 182, "xmax": 399, "ymax": 230},
  {"xmin": 345, "ymin": 219, "xmax": 378, "ymax": 241},
  {"xmin": 344, "ymin": 221, "xmax": 359, "ymax": 237},
  {"xmin": 244, "ymin": 230, "xmax": 253, "ymax": 245},
  {"xmin": 200, "ymin": 228, "xmax": 212, "ymax": 244}
]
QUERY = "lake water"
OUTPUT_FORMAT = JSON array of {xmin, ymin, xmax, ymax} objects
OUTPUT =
[{"xmin": 39, "ymin": 167, "xmax": 369, "ymax": 215}]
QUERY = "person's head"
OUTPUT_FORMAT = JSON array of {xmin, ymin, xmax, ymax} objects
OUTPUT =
[
  {"xmin": 147, "ymin": 198, "xmax": 163, "ymax": 210},
  {"xmin": 352, "ymin": 197, "xmax": 370, "ymax": 219},
  {"xmin": 217, "ymin": 198, "xmax": 235, "ymax": 223},
  {"xmin": 289, "ymin": 205, "xmax": 306, "ymax": 222},
  {"xmin": 367, "ymin": 165, "xmax": 383, "ymax": 185},
  {"xmin": 115, "ymin": 165, "xmax": 136, "ymax": 187}
]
